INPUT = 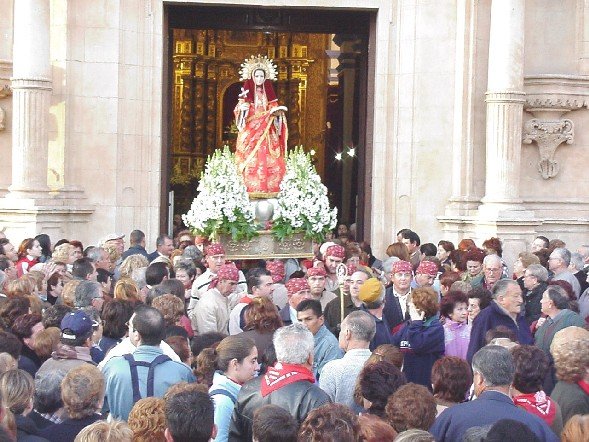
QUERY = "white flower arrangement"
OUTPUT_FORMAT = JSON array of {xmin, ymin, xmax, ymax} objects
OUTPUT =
[
  {"xmin": 182, "ymin": 146, "xmax": 258, "ymax": 241},
  {"xmin": 272, "ymin": 146, "xmax": 338, "ymax": 242}
]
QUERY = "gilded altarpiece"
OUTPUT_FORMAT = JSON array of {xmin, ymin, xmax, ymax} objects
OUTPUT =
[{"xmin": 170, "ymin": 29, "xmax": 330, "ymax": 214}]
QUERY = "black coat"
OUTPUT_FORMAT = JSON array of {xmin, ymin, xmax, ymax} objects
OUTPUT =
[
  {"xmin": 15, "ymin": 414, "xmax": 49, "ymax": 442},
  {"xmin": 228, "ymin": 374, "xmax": 330, "ymax": 442},
  {"xmin": 523, "ymin": 281, "xmax": 547, "ymax": 325}
]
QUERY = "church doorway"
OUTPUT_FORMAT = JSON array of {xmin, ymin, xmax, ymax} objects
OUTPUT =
[{"xmin": 162, "ymin": 5, "xmax": 373, "ymax": 240}]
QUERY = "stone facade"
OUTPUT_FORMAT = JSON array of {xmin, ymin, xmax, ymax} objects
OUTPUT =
[{"xmin": 0, "ymin": 0, "xmax": 587, "ymax": 266}]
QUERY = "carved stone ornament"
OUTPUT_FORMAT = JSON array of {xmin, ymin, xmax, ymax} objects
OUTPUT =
[
  {"xmin": 523, "ymin": 75, "xmax": 589, "ymax": 179},
  {"xmin": 0, "ymin": 84, "xmax": 11, "ymax": 98},
  {"xmin": 522, "ymin": 119, "xmax": 573, "ymax": 179},
  {"xmin": 0, "ymin": 106, "xmax": 5, "ymax": 131}
]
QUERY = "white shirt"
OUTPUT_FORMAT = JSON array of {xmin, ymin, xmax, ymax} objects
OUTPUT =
[{"xmin": 98, "ymin": 337, "xmax": 180, "ymax": 370}]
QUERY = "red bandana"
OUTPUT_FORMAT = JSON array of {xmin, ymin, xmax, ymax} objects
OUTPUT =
[
  {"xmin": 285, "ymin": 278, "xmax": 310, "ymax": 296},
  {"xmin": 205, "ymin": 243, "xmax": 225, "ymax": 257},
  {"xmin": 325, "ymin": 244, "xmax": 345, "ymax": 259},
  {"xmin": 578, "ymin": 379, "xmax": 589, "ymax": 395},
  {"xmin": 266, "ymin": 260, "xmax": 285, "ymax": 283},
  {"xmin": 513, "ymin": 391, "xmax": 557, "ymax": 425},
  {"xmin": 307, "ymin": 267, "xmax": 326, "ymax": 277},
  {"xmin": 260, "ymin": 362, "xmax": 315, "ymax": 397},
  {"xmin": 208, "ymin": 263, "xmax": 239, "ymax": 289}
]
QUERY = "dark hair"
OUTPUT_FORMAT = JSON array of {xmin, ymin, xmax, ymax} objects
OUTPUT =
[
  {"xmin": 156, "ymin": 234, "xmax": 172, "ymax": 248},
  {"xmin": 196, "ymin": 335, "xmax": 256, "ymax": 384},
  {"xmin": 17, "ymin": 238, "xmax": 36, "ymax": 259},
  {"xmin": 0, "ymin": 297, "xmax": 31, "ymax": 330},
  {"xmin": 0, "ymin": 238, "xmax": 9, "ymax": 256},
  {"xmin": 33, "ymin": 369, "xmax": 66, "ymax": 414},
  {"xmin": 485, "ymin": 419, "xmax": 540, "ymax": 442},
  {"xmin": 253, "ymin": 404, "xmax": 298, "ymax": 442},
  {"xmin": 0, "ymin": 256, "xmax": 11, "ymax": 271},
  {"xmin": 72, "ymin": 258, "xmax": 95, "ymax": 279},
  {"xmin": 156, "ymin": 279, "xmax": 185, "ymax": 300},
  {"xmin": 132, "ymin": 306, "xmax": 165, "ymax": 346},
  {"xmin": 439, "ymin": 271, "xmax": 461, "ymax": 288},
  {"xmin": 511, "ymin": 345, "xmax": 549, "ymax": 394},
  {"xmin": 420, "ymin": 243, "xmax": 437, "ymax": 257},
  {"xmin": 102, "ymin": 299, "xmax": 134, "ymax": 340},
  {"xmin": 298, "ymin": 403, "xmax": 360, "ymax": 442},
  {"xmin": 145, "ymin": 262, "xmax": 169, "ymax": 286},
  {"xmin": 34, "ymin": 234, "xmax": 52, "ymax": 258},
  {"xmin": 96, "ymin": 268, "xmax": 112, "ymax": 285},
  {"xmin": 10, "ymin": 314, "xmax": 42, "ymax": 341},
  {"xmin": 165, "ymin": 336, "xmax": 190, "ymax": 363},
  {"xmin": 54, "ymin": 239, "xmax": 70, "ymax": 249},
  {"xmin": 190, "ymin": 332, "xmax": 227, "ymax": 359},
  {"xmin": 69, "ymin": 240, "xmax": 83, "ymax": 252},
  {"xmin": 440, "ymin": 291, "xmax": 469, "ymax": 318},
  {"xmin": 130, "ymin": 230, "xmax": 145, "ymax": 245},
  {"xmin": 431, "ymin": 356, "xmax": 472, "ymax": 403},
  {"xmin": 464, "ymin": 248, "xmax": 486, "ymax": 263},
  {"xmin": 438, "ymin": 241, "xmax": 455, "ymax": 253},
  {"xmin": 296, "ymin": 299, "xmax": 322, "ymax": 317},
  {"xmin": 359, "ymin": 361, "xmax": 407, "ymax": 418},
  {"xmin": 545, "ymin": 284, "xmax": 571, "ymax": 309},
  {"xmin": 449, "ymin": 250, "xmax": 466, "ymax": 271},
  {"xmin": 482, "ymin": 237, "xmax": 503, "ymax": 257},
  {"xmin": 468, "ymin": 286, "xmax": 493, "ymax": 310},
  {"xmin": 42, "ymin": 304, "xmax": 73, "ymax": 329},
  {"xmin": 165, "ymin": 390, "xmax": 215, "ymax": 442},
  {"xmin": 385, "ymin": 383, "xmax": 436, "ymax": 433},
  {"xmin": 0, "ymin": 331, "xmax": 22, "ymax": 359},
  {"xmin": 400, "ymin": 230, "xmax": 420, "ymax": 246},
  {"xmin": 246, "ymin": 267, "xmax": 272, "ymax": 294},
  {"xmin": 164, "ymin": 325, "xmax": 189, "ymax": 340},
  {"xmin": 485, "ymin": 325, "xmax": 517, "ymax": 344}
]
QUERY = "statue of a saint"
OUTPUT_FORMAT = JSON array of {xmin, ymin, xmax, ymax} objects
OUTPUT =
[{"xmin": 234, "ymin": 55, "xmax": 287, "ymax": 196}]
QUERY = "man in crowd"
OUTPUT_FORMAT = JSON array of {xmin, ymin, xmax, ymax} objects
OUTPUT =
[
  {"xmin": 383, "ymin": 260, "xmax": 413, "ymax": 333},
  {"xmin": 279, "ymin": 277, "xmax": 312, "ymax": 326},
  {"xmin": 431, "ymin": 345, "xmax": 558, "ymax": 441},
  {"xmin": 296, "ymin": 299, "xmax": 343, "ymax": 379},
  {"xmin": 165, "ymin": 389, "xmax": 216, "ymax": 442},
  {"xmin": 71, "ymin": 258, "xmax": 97, "ymax": 281},
  {"xmin": 191, "ymin": 263, "xmax": 240, "ymax": 334},
  {"xmin": 412, "ymin": 260, "xmax": 438, "ymax": 290},
  {"xmin": 306, "ymin": 266, "xmax": 336, "ymax": 309},
  {"xmin": 74, "ymin": 280, "xmax": 104, "ymax": 312},
  {"xmin": 358, "ymin": 277, "xmax": 392, "ymax": 350},
  {"xmin": 323, "ymin": 264, "xmax": 359, "ymax": 335},
  {"xmin": 549, "ymin": 248, "xmax": 581, "ymax": 297},
  {"xmin": 0, "ymin": 238, "xmax": 18, "ymax": 262},
  {"xmin": 100, "ymin": 233, "xmax": 125, "ymax": 256},
  {"xmin": 86, "ymin": 246, "xmax": 112, "ymax": 273},
  {"xmin": 229, "ymin": 267, "xmax": 274, "ymax": 334},
  {"xmin": 319, "ymin": 310, "xmax": 375, "ymax": 410},
  {"xmin": 531, "ymin": 235, "xmax": 550, "ymax": 252},
  {"xmin": 570, "ymin": 252, "xmax": 589, "ymax": 294},
  {"xmin": 466, "ymin": 279, "xmax": 533, "ymax": 362},
  {"xmin": 399, "ymin": 229, "xmax": 421, "ymax": 269},
  {"xmin": 102, "ymin": 306, "xmax": 195, "ymax": 420},
  {"xmin": 121, "ymin": 229, "xmax": 149, "ymax": 260},
  {"xmin": 472, "ymin": 254, "xmax": 505, "ymax": 291},
  {"xmin": 322, "ymin": 244, "xmax": 345, "ymax": 292},
  {"xmin": 229, "ymin": 323, "xmax": 330, "ymax": 441},
  {"xmin": 147, "ymin": 234, "xmax": 174, "ymax": 262}
]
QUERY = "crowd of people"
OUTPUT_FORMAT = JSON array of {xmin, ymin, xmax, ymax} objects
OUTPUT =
[{"xmin": 0, "ymin": 225, "xmax": 587, "ymax": 441}]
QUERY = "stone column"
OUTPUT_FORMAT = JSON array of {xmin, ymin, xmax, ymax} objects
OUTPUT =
[
  {"xmin": 9, "ymin": 0, "xmax": 51, "ymax": 197},
  {"xmin": 480, "ymin": 0, "xmax": 526, "ymax": 211}
]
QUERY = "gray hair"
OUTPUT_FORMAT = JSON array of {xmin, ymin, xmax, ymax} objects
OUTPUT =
[
  {"xmin": 483, "ymin": 254, "xmax": 501, "ymax": 268},
  {"xmin": 525, "ymin": 263, "xmax": 548, "ymax": 282},
  {"xmin": 74, "ymin": 281, "xmax": 102, "ymax": 308},
  {"xmin": 552, "ymin": 248, "xmax": 571, "ymax": 267},
  {"xmin": 85, "ymin": 246, "xmax": 106, "ymax": 263},
  {"xmin": 33, "ymin": 369, "xmax": 67, "ymax": 414},
  {"xmin": 570, "ymin": 253, "xmax": 584, "ymax": 271},
  {"xmin": 273, "ymin": 323, "xmax": 314, "ymax": 365},
  {"xmin": 182, "ymin": 245, "xmax": 203, "ymax": 262},
  {"xmin": 382, "ymin": 256, "xmax": 400, "ymax": 274},
  {"xmin": 472, "ymin": 345, "xmax": 514, "ymax": 387},
  {"xmin": 490, "ymin": 279, "xmax": 518, "ymax": 300},
  {"xmin": 131, "ymin": 267, "xmax": 147, "ymax": 289},
  {"xmin": 544, "ymin": 285, "xmax": 569, "ymax": 310},
  {"xmin": 341, "ymin": 310, "xmax": 376, "ymax": 342}
]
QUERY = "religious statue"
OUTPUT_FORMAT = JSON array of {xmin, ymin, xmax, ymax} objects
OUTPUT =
[{"xmin": 234, "ymin": 55, "xmax": 288, "ymax": 196}]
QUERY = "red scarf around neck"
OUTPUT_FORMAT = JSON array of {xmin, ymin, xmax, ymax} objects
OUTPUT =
[
  {"xmin": 260, "ymin": 362, "xmax": 315, "ymax": 397},
  {"xmin": 513, "ymin": 391, "xmax": 557, "ymax": 425}
]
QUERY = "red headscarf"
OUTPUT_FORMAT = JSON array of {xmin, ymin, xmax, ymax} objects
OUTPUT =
[
  {"xmin": 325, "ymin": 244, "xmax": 345, "ymax": 259},
  {"xmin": 285, "ymin": 278, "xmax": 310, "ymax": 296},
  {"xmin": 416, "ymin": 261, "xmax": 438, "ymax": 277},
  {"xmin": 307, "ymin": 267, "xmax": 326, "ymax": 278},
  {"xmin": 209, "ymin": 263, "xmax": 239, "ymax": 289},
  {"xmin": 266, "ymin": 260, "xmax": 285, "ymax": 283},
  {"xmin": 392, "ymin": 260, "xmax": 412, "ymax": 274},
  {"xmin": 205, "ymin": 243, "xmax": 225, "ymax": 257}
]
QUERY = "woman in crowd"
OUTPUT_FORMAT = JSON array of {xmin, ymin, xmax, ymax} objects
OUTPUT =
[
  {"xmin": 11, "ymin": 313, "xmax": 44, "ymax": 377},
  {"xmin": 561, "ymin": 414, "xmax": 589, "ymax": 442},
  {"xmin": 357, "ymin": 414, "xmax": 397, "ymax": 442},
  {"xmin": 0, "ymin": 369, "xmax": 41, "ymax": 440},
  {"xmin": 436, "ymin": 240, "xmax": 455, "ymax": 269},
  {"xmin": 461, "ymin": 248, "xmax": 485, "ymax": 284},
  {"xmin": 98, "ymin": 299, "xmax": 133, "ymax": 356},
  {"xmin": 512, "ymin": 252, "xmax": 540, "ymax": 287},
  {"xmin": 385, "ymin": 384, "xmax": 437, "ymax": 434},
  {"xmin": 113, "ymin": 277, "xmax": 141, "ymax": 304},
  {"xmin": 52, "ymin": 243, "xmax": 77, "ymax": 271},
  {"xmin": 522, "ymin": 263, "xmax": 549, "ymax": 325},
  {"xmin": 118, "ymin": 254, "xmax": 149, "ymax": 280},
  {"xmin": 152, "ymin": 294, "xmax": 185, "ymax": 334},
  {"xmin": 510, "ymin": 345, "xmax": 563, "ymax": 435},
  {"xmin": 34, "ymin": 234, "xmax": 52, "ymax": 264},
  {"xmin": 32, "ymin": 327, "xmax": 60, "ymax": 363},
  {"xmin": 439, "ymin": 271, "xmax": 461, "ymax": 298},
  {"xmin": 298, "ymin": 403, "xmax": 360, "ymax": 442},
  {"xmin": 16, "ymin": 238, "xmax": 43, "ymax": 277},
  {"xmin": 200, "ymin": 335, "xmax": 259, "ymax": 442},
  {"xmin": 127, "ymin": 397, "xmax": 166, "ymax": 442},
  {"xmin": 467, "ymin": 286, "xmax": 492, "ymax": 323},
  {"xmin": 392, "ymin": 287, "xmax": 444, "ymax": 388},
  {"xmin": 358, "ymin": 361, "xmax": 406, "ymax": 417},
  {"xmin": 431, "ymin": 356, "xmax": 472, "ymax": 415},
  {"xmin": 240, "ymin": 296, "xmax": 283, "ymax": 358},
  {"xmin": 174, "ymin": 259, "xmax": 196, "ymax": 303},
  {"xmin": 440, "ymin": 291, "xmax": 470, "ymax": 359},
  {"xmin": 96, "ymin": 268, "xmax": 113, "ymax": 301},
  {"xmin": 385, "ymin": 242, "xmax": 410, "ymax": 262}
]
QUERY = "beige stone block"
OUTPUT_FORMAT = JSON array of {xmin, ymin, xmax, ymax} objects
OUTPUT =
[
  {"xmin": 96, "ymin": 97, "xmax": 118, "ymax": 134},
  {"xmin": 120, "ymin": 134, "xmax": 140, "ymax": 170},
  {"xmin": 72, "ymin": 0, "xmax": 120, "ymax": 29},
  {"xmin": 69, "ymin": 27, "xmax": 86, "ymax": 62},
  {"xmin": 415, "ymin": 3, "xmax": 455, "ymax": 40},
  {"xmin": 82, "ymin": 62, "xmax": 118, "ymax": 98},
  {"xmin": 120, "ymin": 0, "xmax": 142, "ymax": 32},
  {"xmin": 85, "ymin": 28, "xmax": 120, "ymax": 63},
  {"xmin": 120, "ymin": 65, "xmax": 142, "ymax": 100},
  {"xmin": 69, "ymin": 61, "xmax": 85, "ymax": 97},
  {"xmin": 121, "ymin": 31, "xmax": 140, "ymax": 66},
  {"xmin": 70, "ymin": 96, "xmax": 98, "ymax": 134},
  {"xmin": 119, "ymin": 99, "xmax": 142, "ymax": 135}
]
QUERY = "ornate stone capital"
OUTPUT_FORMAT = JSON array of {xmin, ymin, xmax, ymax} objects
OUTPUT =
[
  {"xmin": 522, "ymin": 75, "xmax": 589, "ymax": 179},
  {"xmin": 522, "ymin": 119, "xmax": 573, "ymax": 179}
]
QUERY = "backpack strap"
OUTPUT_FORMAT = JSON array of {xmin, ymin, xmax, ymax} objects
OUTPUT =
[
  {"xmin": 209, "ymin": 389, "xmax": 237, "ymax": 404},
  {"xmin": 123, "ymin": 353, "xmax": 172, "ymax": 402}
]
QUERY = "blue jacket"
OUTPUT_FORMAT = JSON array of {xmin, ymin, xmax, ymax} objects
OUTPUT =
[
  {"xmin": 313, "ymin": 325, "xmax": 343, "ymax": 378},
  {"xmin": 102, "ymin": 345, "xmax": 195, "ymax": 420},
  {"xmin": 361, "ymin": 306, "xmax": 393, "ymax": 351},
  {"xmin": 466, "ymin": 301, "xmax": 533, "ymax": 362},
  {"xmin": 210, "ymin": 371, "xmax": 241, "ymax": 442},
  {"xmin": 430, "ymin": 391, "xmax": 558, "ymax": 442},
  {"xmin": 392, "ymin": 316, "xmax": 444, "ymax": 388}
]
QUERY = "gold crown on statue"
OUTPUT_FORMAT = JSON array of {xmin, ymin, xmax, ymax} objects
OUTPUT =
[{"xmin": 239, "ymin": 54, "xmax": 278, "ymax": 82}]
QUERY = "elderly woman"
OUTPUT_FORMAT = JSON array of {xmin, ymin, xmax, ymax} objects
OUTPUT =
[
  {"xmin": 522, "ymin": 263, "xmax": 549, "ymax": 325},
  {"xmin": 511, "ymin": 345, "xmax": 563, "ymax": 435},
  {"xmin": 39, "ymin": 364, "xmax": 105, "ymax": 440},
  {"xmin": 549, "ymin": 327, "xmax": 589, "ymax": 425},
  {"xmin": 299, "ymin": 403, "xmax": 361, "ymax": 442},
  {"xmin": 461, "ymin": 248, "xmax": 486, "ymax": 284},
  {"xmin": 392, "ymin": 287, "xmax": 444, "ymax": 388},
  {"xmin": 10, "ymin": 313, "xmax": 44, "ymax": 377},
  {"xmin": 534, "ymin": 285, "xmax": 585, "ymax": 355},
  {"xmin": 440, "ymin": 291, "xmax": 470, "ymax": 360},
  {"xmin": 513, "ymin": 252, "xmax": 540, "ymax": 284},
  {"xmin": 358, "ymin": 361, "xmax": 407, "ymax": 418},
  {"xmin": 127, "ymin": 397, "xmax": 166, "ymax": 442},
  {"xmin": 0, "ymin": 369, "xmax": 40, "ymax": 439},
  {"xmin": 431, "ymin": 356, "xmax": 471, "ymax": 415},
  {"xmin": 467, "ymin": 286, "xmax": 492, "ymax": 323}
]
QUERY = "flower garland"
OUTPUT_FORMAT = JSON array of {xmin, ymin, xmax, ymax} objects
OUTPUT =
[
  {"xmin": 182, "ymin": 147, "xmax": 258, "ymax": 241},
  {"xmin": 272, "ymin": 146, "xmax": 338, "ymax": 242}
]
